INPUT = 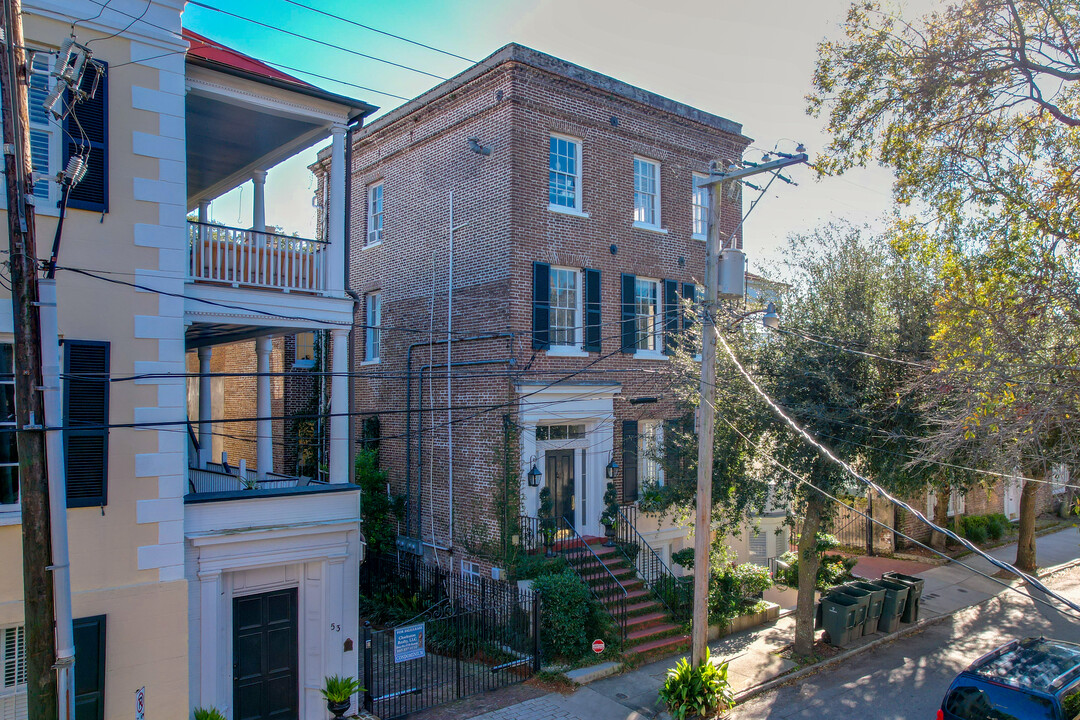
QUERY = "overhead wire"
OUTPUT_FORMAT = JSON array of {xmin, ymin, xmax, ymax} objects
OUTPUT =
[{"xmin": 713, "ymin": 326, "xmax": 1080, "ymax": 616}]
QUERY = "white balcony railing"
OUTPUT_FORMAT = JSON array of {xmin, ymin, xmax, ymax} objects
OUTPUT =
[
  {"xmin": 187, "ymin": 220, "xmax": 327, "ymax": 293},
  {"xmin": 188, "ymin": 466, "xmax": 314, "ymax": 494}
]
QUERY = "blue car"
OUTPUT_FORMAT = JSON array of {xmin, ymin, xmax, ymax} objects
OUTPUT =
[{"xmin": 939, "ymin": 638, "xmax": 1080, "ymax": 720}]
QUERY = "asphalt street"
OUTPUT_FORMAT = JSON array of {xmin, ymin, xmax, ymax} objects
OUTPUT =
[{"xmin": 728, "ymin": 566, "xmax": 1080, "ymax": 720}]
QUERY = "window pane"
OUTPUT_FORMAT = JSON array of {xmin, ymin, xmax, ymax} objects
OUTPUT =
[
  {"xmin": 549, "ymin": 269, "xmax": 578, "ymax": 346},
  {"xmin": 0, "ymin": 428, "xmax": 16, "ymax": 464},
  {"xmin": 0, "ymin": 345, "xmax": 12, "ymax": 377},
  {"xmin": 549, "ymin": 137, "xmax": 579, "ymax": 209},
  {"xmin": 0, "ymin": 465, "xmax": 17, "ymax": 506},
  {"xmin": 635, "ymin": 279, "xmax": 658, "ymax": 350},
  {"xmin": 0, "ymin": 386, "xmax": 13, "ymax": 424}
]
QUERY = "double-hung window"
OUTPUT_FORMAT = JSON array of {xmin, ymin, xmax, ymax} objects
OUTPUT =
[
  {"xmin": 634, "ymin": 278, "xmax": 660, "ymax": 351},
  {"xmin": 633, "ymin": 157, "xmax": 660, "ymax": 228},
  {"xmin": 549, "ymin": 267, "xmax": 580, "ymax": 348},
  {"xmin": 549, "ymin": 135, "xmax": 582, "ymax": 212},
  {"xmin": 366, "ymin": 182, "xmax": 384, "ymax": 246},
  {"xmin": 1, "ymin": 624, "xmax": 26, "ymax": 720},
  {"xmin": 293, "ymin": 332, "xmax": 315, "ymax": 369},
  {"xmin": 0, "ymin": 345, "xmax": 18, "ymax": 510},
  {"xmin": 365, "ymin": 293, "xmax": 381, "ymax": 362},
  {"xmin": 692, "ymin": 172, "xmax": 709, "ymax": 239},
  {"xmin": 638, "ymin": 419, "xmax": 663, "ymax": 489}
]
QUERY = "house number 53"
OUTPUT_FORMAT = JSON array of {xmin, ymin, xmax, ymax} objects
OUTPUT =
[{"xmin": 329, "ymin": 622, "xmax": 341, "ymax": 632}]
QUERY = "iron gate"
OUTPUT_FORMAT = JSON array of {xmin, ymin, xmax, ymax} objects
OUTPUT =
[
  {"xmin": 790, "ymin": 498, "xmax": 873, "ymax": 555},
  {"xmin": 359, "ymin": 554, "xmax": 540, "ymax": 719}
]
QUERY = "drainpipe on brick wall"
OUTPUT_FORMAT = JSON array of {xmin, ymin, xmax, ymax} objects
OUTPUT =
[{"xmin": 343, "ymin": 120, "xmax": 360, "ymax": 487}]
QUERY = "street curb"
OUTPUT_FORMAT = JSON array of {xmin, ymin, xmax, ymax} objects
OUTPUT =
[
  {"xmin": 732, "ymin": 553, "xmax": 1080, "ymax": 706},
  {"xmin": 733, "ymin": 615, "xmax": 946, "ymax": 704}
]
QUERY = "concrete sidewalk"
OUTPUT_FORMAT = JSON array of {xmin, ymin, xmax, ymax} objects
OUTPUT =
[{"xmin": 469, "ymin": 526, "xmax": 1080, "ymax": 720}]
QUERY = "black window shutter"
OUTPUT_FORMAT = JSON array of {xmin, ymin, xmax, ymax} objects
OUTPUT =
[
  {"xmin": 621, "ymin": 420, "xmax": 639, "ymax": 502},
  {"xmin": 583, "ymin": 268, "xmax": 601, "ymax": 352},
  {"xmin": 64, "ymin": 341, "xmax": 110, "ymax": 507},
  {"xmin": 663, "ymin": 279, "xmax": 679, "ymax": 355},
  {"xmin": 682, "ymin": 283, "xmax": 698, "ymax": 350},
  {"xmin": 73, "ymin": 615, "xmax": 106, "ymax": 720},
  {"xmin": 532, "ymin": 262, "xmax": 550, "ymax": 350},
  {"xmin": 64, "ymin": 61, "xmax": 109, "ymax": 212},
  {"xmin": 620, "ymin": 273, "xmax": 637, "ymax": 353}
]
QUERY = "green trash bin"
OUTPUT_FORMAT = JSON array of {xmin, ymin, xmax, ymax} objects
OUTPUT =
[
  {"xmin": 850, "ymin": 581, "xmax": 887, "ymax": 633},
  {"xmin": 873, "ymin": 578, "xmax": 909, "ymax": 633},
  {"xmin": 831, "ymin": 586, "xmax": 870, "ymax": 637},
  {"xmin": 820, "ymin": 594, "xmax": 860, "ymax": 648},
  {"xmin": 882, "ymin": 572, "xmax": 925, "ymax": 623}
]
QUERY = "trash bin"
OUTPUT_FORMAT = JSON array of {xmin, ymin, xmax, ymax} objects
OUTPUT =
[
  {"xmin": 873, "ymin": 578, "xmax": 909, "ymax": 633},
  {"xmin": 882, "ymin": 572, "xmax": 925, "ymax": 623},
  {"xmin": 820, "ymin": 593, "xmax": 860, "ymax": 648},
  {"xmin": 832, "ymin": 585, "xmax": 871, "ymax": 637},
  {"xmin": 850, "ymin": 581, "xmax": 887, "ymax": 633}
]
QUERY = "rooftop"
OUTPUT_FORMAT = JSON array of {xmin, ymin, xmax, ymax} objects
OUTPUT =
[
  {"xmin": 357, "ymin": 42, "xmax": 747, "ymax": 142},
  {"xmin": 971, "ymin": 637, "xmax": 1080, "ymax": 695}
]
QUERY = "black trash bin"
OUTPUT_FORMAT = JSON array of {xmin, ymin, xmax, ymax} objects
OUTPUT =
[
  {"xmin": 882, "ymin": 572, "xmax": 925, "ymax": 623},
  {"xmin": 831, "ymin": 586, "xmax": 870, "ymax": 637},
  {"xmin": 872, "ymin": 578, "xmax": 909, "ymax": 633},
  {"xmin": 849, "ymin": 581, "xmax": 887, "ymax": 633},
  {"xmin": 820, "ymin": 594, "xmax": 860, "ymax": 648}
]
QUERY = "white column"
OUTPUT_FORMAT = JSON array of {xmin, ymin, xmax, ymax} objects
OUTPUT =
[
  {"xmin": 251, "ymin": 170, "xmax": 267, "ymax": 233},
  {"xmin": 198, "ymin": 346, "xmax": 213, "ymax": 468},
  {"xmin": 198, "ymin": 570, "xmax": 222, "ymax": 710},
  {"xmin": 329, "ymin": 328, "xmax": 349, "ymax": 484},
  {"xmin": 326, "ymin": 124, "xmax": 347, "ymax": 296},
  {"xmin": 256, "ymin": 336, "xmax": 273, "ymax": 479},
  {"xmin": 197, "ymin": 199, "xmax": 210, "ymax": 224}
]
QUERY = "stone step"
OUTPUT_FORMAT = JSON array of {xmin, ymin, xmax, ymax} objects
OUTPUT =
[
  {"xmin": 624, "ymin": 633, "xmax": 691, "ymax": 657},
  {"xmin": 626, "ymin": 622, "xmax": 681, "ymax": 642},
  {"xmin": 625, "ymin": 611, "xmax": 669, "ymax": 629}
]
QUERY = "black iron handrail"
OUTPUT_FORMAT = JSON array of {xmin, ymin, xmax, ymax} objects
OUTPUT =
[
  {"xmin": 557, "ymin": 517, "xmax": 628, "ymax": 642},
  {"xmin": 614, "ymin": 505, "xmax": 692, "ymax": 623}
]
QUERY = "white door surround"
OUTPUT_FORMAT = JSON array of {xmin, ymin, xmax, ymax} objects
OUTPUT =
[{"xmin": 517, "ymin": 383, "xmax": 620, "ymax": 538}]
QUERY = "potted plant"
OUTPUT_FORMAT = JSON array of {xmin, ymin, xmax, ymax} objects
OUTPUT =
[
  {"xmin": 538, "ymin": 487, "xmax": 557, "ymax": 557},
  {"xmin": 321, "ymin": 675, "xmax": 362, "ymax": 719},
  {"xmin": 193, "ymin": 709, "xmax": 226, "ymax": 720},
  {"xmin": 600, "ymin": 482, "xmax": 620, "ymax": 547}
]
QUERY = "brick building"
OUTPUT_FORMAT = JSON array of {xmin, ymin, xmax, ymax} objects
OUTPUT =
[{"xmin": 314, "ymin": 44, "xmax": 751, "ymax": 571}]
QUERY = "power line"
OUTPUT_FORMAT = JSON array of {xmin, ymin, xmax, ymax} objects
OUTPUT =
[
  {"xmin": 186, "ymin": 0, "xmax": 448, "ymax": 81},
  {"xmin": 279, "ymin": 0, "xmax": 476, "ymax": 64},
  {"xmin": 713, "ymin": 326, "xmax": 1080, "ymax": 617},
  {"xmin": 716, "ymin": 412, "xmax": 1080, "ymax": 622}
]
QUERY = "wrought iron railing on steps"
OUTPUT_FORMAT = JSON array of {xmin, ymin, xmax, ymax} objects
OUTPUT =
[
  {"xmin": 614, "ymin": 505, "xmax": 692, "ymax": 623},
  {"xmin": 558, "ymin": 517, "xmax": 628, "ymax": 642}
]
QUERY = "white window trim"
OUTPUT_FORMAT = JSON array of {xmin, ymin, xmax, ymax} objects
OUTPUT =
[
  {"xmin": 366, "ymin": 181, "xmax": 384, "ymax": 247},
  {"xmin": 632, "ymin": 277, "xmax": 667, "ymax": 359},
  {"xmin": 364, "ymin": 293, "xmax": 381, "ymax": 363},
  {"xmin": 548, "ymin": 133, "xmax": 583, "ymax": 214},
  {"xmin": 632, "ymin": 156, "xmax": 662, "ymax": 230},
  {"xmin": 292, "ymin": 332, "xmax": 316, "ymax": 369},
  {"xmin": 927, "ymin": 489, "xmax": 965, "ymax": 517},
  {"xmin": 547, "ymin": 266, "xmax": 582, "ymax": 352},
  {"xmin": 461, "ymin": 560, "xmax": 481, "ymax": 578},
  {"xmin": 639, "ymin": 419, "xmax": 664, "ymax": 489},
  {"xmin": 0, "ymin": 342, "xmax": 18, "ymax": 516},
  {"xmin": 3, "ymin": 51, "xmax": 62, "ymax": 217},
  {"xmin": 692, "ymin": 171, "xmax": 709, "ymax": 240}
]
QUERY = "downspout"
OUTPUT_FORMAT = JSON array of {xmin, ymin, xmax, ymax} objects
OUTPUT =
[
  {"xmin": 404, "ymin": 332, "xmax": 514, "ymax": 541},
  {"xmin": 343, "ymin": 120, "xmax": 359, "ymax": 487},
  {"xmin": 418, "ymin": 357, "xmax": 514, "ymax": 551}
]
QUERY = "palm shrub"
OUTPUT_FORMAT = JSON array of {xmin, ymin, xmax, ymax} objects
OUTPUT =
[
  {"xmin": 193, "ymin": 709, "xmax": 226, "ymax": 720},
  {"xmin": 658, "ymin": 648, "xmax": 736, "ymax": 720}
]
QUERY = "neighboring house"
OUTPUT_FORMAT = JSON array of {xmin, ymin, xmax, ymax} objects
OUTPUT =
[
  {"xmin": 0, "ymin": 4, "xmax": 374, "ymax": 719},
  {"xmin": 314, "ymin": 43, "xmax": 750, "ymax": 649}
]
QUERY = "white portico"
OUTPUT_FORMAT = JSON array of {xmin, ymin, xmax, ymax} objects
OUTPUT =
[{"xmin": 517, "ymin": 383, "xmax": 620, "ymax": 538}]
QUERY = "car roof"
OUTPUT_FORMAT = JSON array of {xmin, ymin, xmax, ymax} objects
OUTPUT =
[{"xmin": 967, "ymin": 637, "xmax": 1080, "ymax": 697}]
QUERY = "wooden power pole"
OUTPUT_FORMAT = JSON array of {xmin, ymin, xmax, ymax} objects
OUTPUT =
[
  {"xmin": 0, "ymin": 0, "xmax": 58, "ymax": 718},
  {"xmin": 691, "ymin": 152, "xmax": 807, "ymax": 667}
]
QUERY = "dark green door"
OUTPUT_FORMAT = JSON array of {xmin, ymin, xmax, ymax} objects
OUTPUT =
[
  {"xmin": 545, "ymin": 449, "xmax": 575, "ymax": 527},
  {"xmin": 73, "ymin": 615, "xmax": 106, "ymax": 720},
  {"xmin": 233, "ymin": 589, "xmax": 298, "ymax": 720}
]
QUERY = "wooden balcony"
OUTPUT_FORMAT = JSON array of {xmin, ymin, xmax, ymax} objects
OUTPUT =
[{"xmin": 187, "ymin": 220, "xmax": 328, "ymax": 293}]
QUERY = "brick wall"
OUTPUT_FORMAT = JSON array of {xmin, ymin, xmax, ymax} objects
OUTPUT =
[{"xmin": 328, "ymin": 47, "xmax": 750, "ymax": 564}]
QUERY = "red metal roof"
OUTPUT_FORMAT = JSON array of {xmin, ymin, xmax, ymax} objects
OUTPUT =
[{"xmin": 183, "ymin": 28, "xmax": 316, "ymax": 89}]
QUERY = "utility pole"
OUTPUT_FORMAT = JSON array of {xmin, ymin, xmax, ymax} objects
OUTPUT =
[
  {"xmin": 0, "ymin": 0, "xmax": 58, "ymax": 717},
  {"xmin": 691, "ymin": 151, "xmax": 807, "ymax": 666}
]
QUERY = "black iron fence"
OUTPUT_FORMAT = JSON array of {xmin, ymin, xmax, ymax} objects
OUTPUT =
[
  {"xmin": 614, "ymin": 505, "xmax": 692, "ymax": 623},
  {"xmin": 358, "ymin": 553, "xmax": 540, "ymax": 719},
  {"xmin": 790, "ymin": 500, "xmax": 872, "ymax": 555},
  {"xmin": 557, "ymin": 517, "xmax": 628, "ymax": 643}
]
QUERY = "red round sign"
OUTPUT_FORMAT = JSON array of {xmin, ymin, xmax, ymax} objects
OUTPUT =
[{"xmin": 592, "ymin": 639, "xmax": 605, "ymax": 654}]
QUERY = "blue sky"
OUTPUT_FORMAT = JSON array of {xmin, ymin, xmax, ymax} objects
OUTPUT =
[{"xmin": 182, "ymin": 0, "xmax": 931, "ymax": 269}]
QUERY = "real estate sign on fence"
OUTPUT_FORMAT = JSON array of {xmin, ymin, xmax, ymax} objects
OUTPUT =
[{"xmin": 393, "ymin": 624, "xmax": 425, "ymax": 663}]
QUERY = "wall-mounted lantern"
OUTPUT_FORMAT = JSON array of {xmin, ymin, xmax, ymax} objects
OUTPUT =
[
  {"xmin": 527, "ymin": 463, "xmax": 542, "ymax": 487},
  {"xmin": 606, "ymin": 459, "xmax": 619, "ymax": 479}
]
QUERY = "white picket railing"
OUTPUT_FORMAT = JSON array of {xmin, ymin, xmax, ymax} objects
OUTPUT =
[{"xmin": 187, "ymin": 221, "xmax": 327, "ymax": 292}]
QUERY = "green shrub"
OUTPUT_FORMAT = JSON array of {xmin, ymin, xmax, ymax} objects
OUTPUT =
[
  {"xmin": 532, "ymin": 570, "xmax": 613, "ymax": 661},
  {"xmin": 671, "ymin": 547, "xmax": 695, "ymax": 570},
  {"xmin": 320, "ymin": 675, "xmax": 362, "ymax": 703},
  {"xmin": 775, "ymin": 551, "xmax": 856, "ymax": 591},
  {"xmin": 193, "ymin": 709, "xmax": 227, "ymax": 720},
  {"xmin": 986, "ymin": 517, "xmax": 1005, "ymax": 541},
  {"xmin": 658, "ymin": 648, "xmax": 735, "ymax": 720},
  {"xmin": 512, "ymin": 554, "xmax": 566, "ymax": 581},
  {"xmin": 730, "ymin": 562, "xmax": 772, "ymax": 597},
  {"xmin": 964, "ymin": 522, "xmax": 988, "ymax": 544}
]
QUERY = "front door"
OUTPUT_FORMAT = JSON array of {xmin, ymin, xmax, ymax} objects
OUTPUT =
[
  {"xmin": 233, "ymin": 588, "xmax": 299, "ymax": 720},
  {"xmin": 1004, "ymin": 475, "xmax": 1021, "ymax": 520},
  {"xmin": 545, "ymin": 449, "xmax": 575, "ymax": 528}
]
